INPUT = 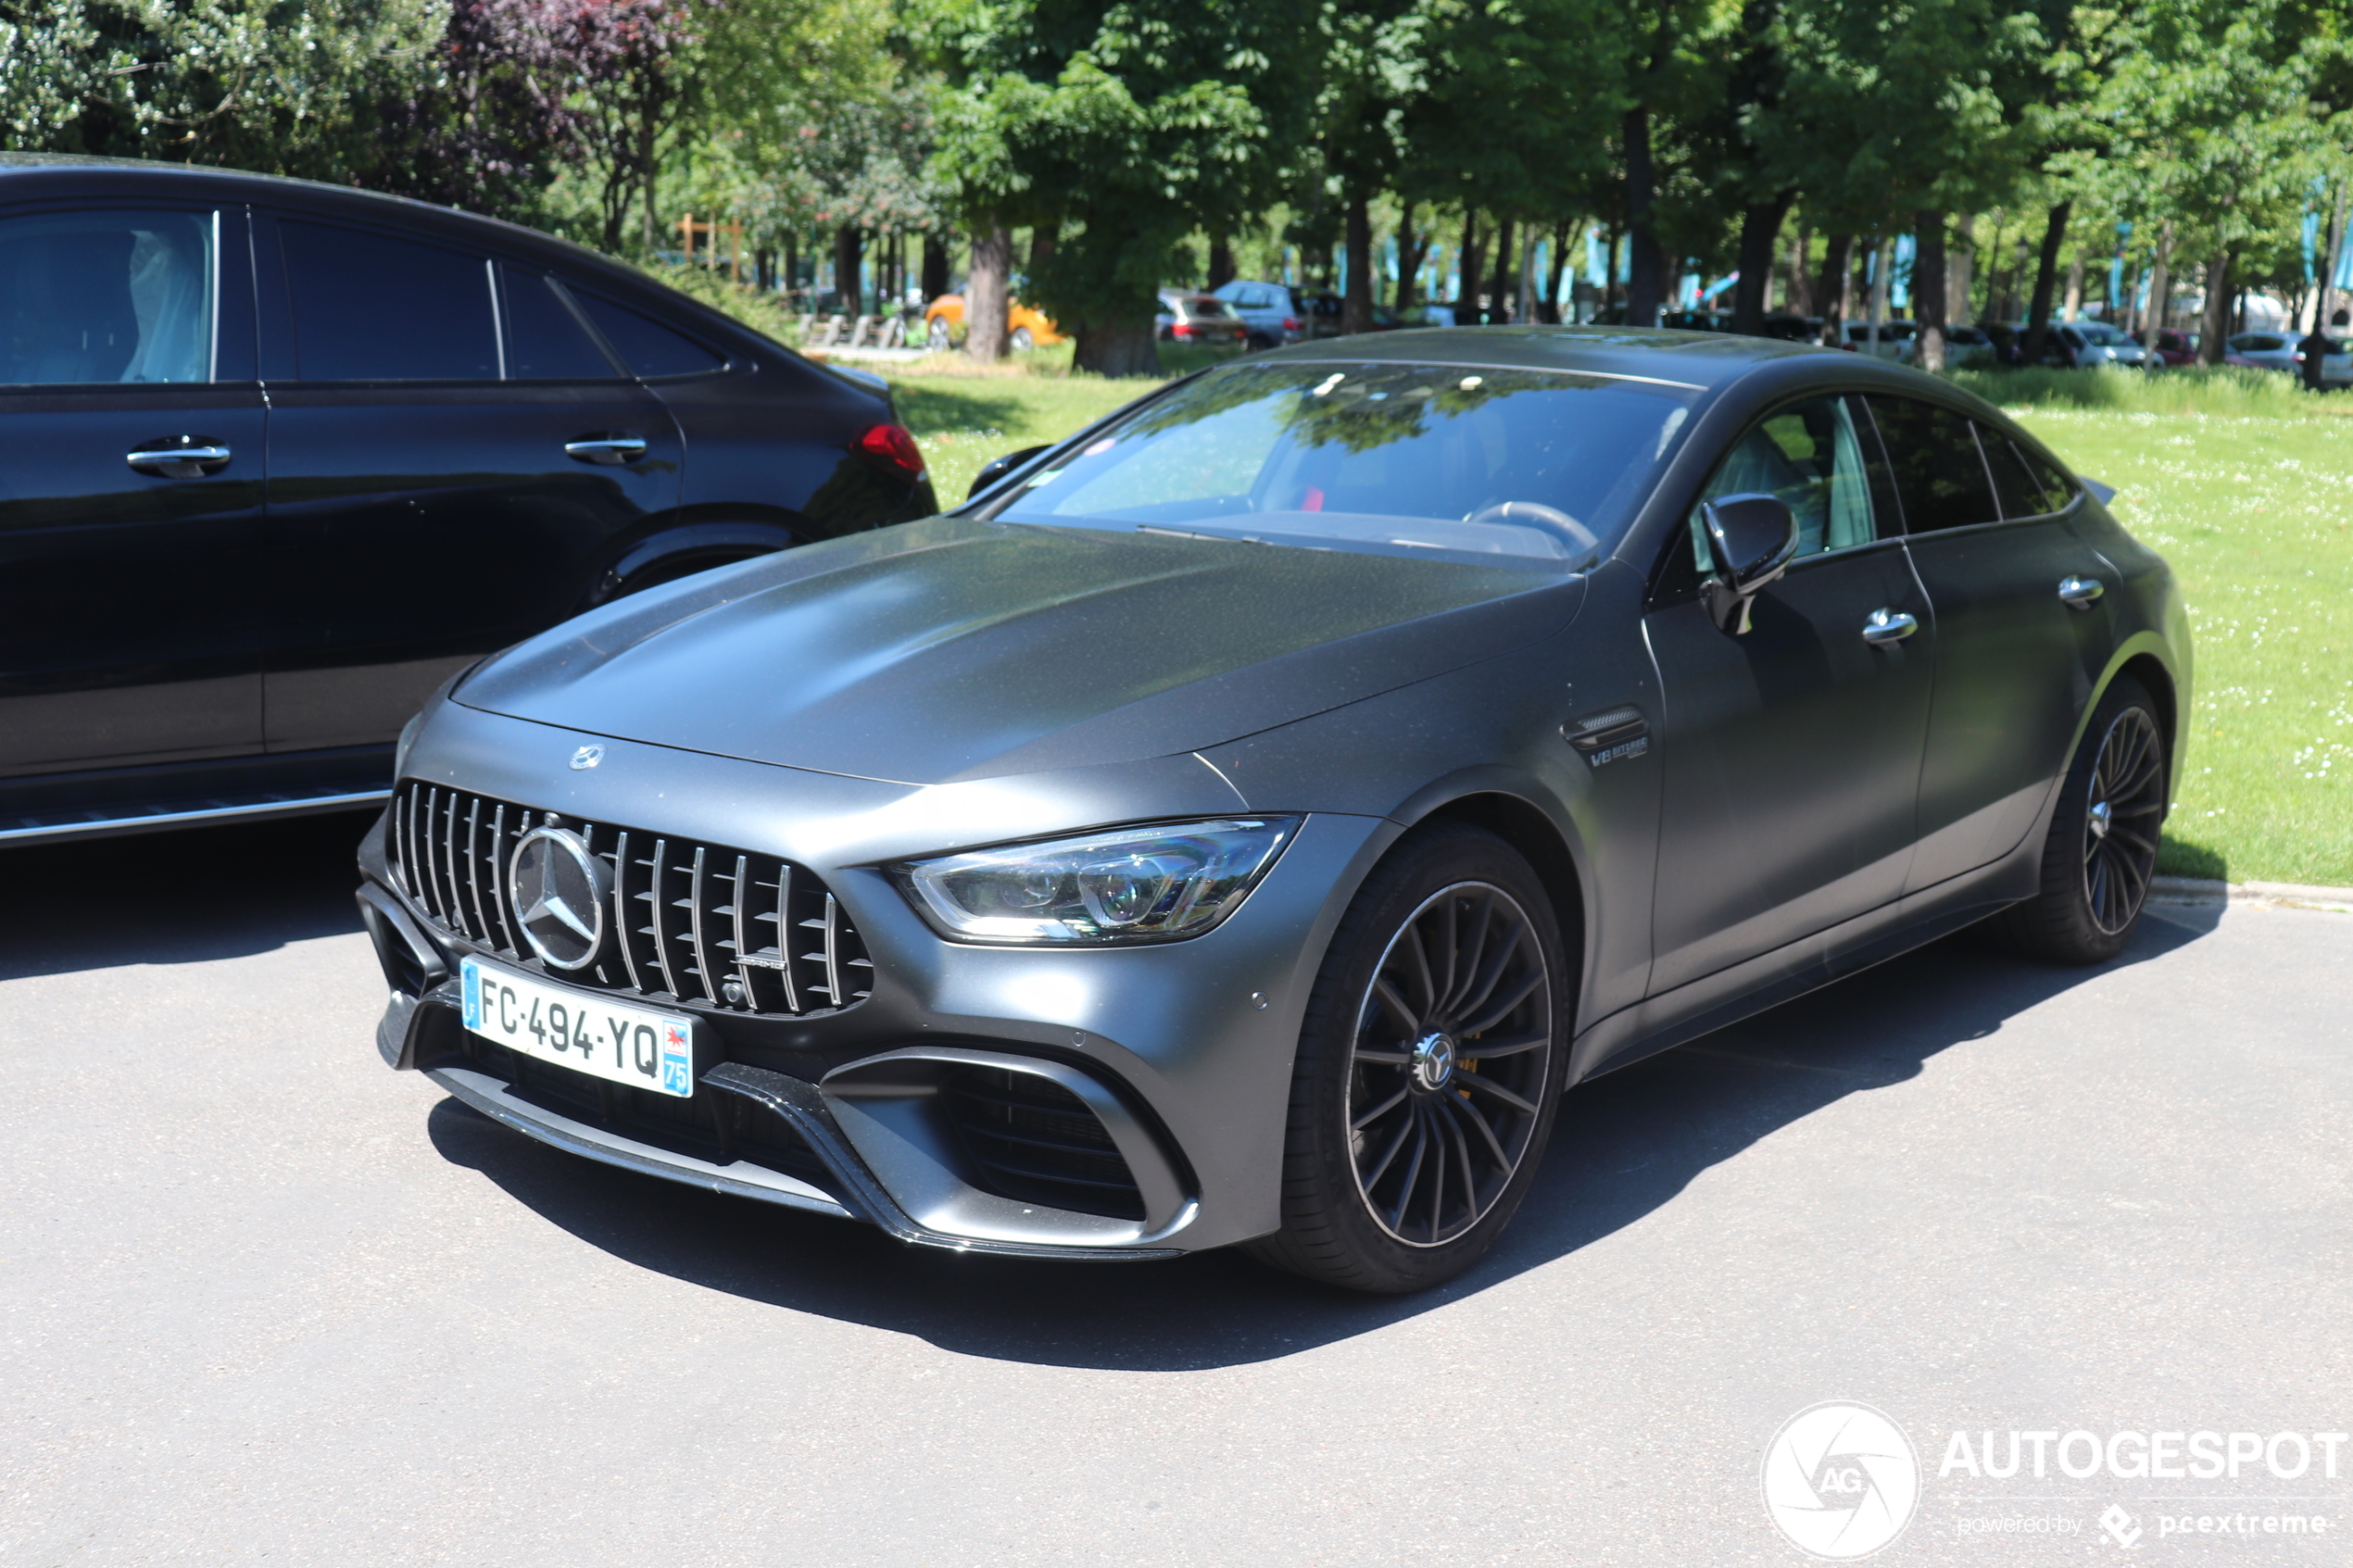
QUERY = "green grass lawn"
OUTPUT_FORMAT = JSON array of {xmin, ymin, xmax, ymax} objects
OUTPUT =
[{"xmin": 872, "ymin": 348, "xmax": 2350, "ymax": 887}]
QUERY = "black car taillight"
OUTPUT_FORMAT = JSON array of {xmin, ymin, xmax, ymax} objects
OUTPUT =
[{"xmin": 854, "ymin": 422, "xmax": 926, "ymax": 483}]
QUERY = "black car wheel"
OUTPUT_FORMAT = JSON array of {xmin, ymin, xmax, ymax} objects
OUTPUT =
[
  {"xmin": 1988, "ymin": 675, "xmax": 2168, "ymax": 963},
  {"xmin": 1250, "ymin": 822, "xmax": 1567, "ymax": 1293},
  {"xmin": 926, "ymin": 316, "xmax": 951, "ymax": 350}
]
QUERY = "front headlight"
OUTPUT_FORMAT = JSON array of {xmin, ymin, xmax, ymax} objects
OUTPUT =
[{"xmin": 896, "ymin": 818, "xmax": 1300, "ymax": 945}]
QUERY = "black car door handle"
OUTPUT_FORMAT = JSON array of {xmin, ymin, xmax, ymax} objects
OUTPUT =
[
  {"xmin": 2058, "ymin": 574, "xmax": 2106, "ymax": 608},
  {"xmin": 126, "ymin": 439, "xmax": 233, "ymax": 478},
  {"xmin": 565, "ymin": 433, "xmax": 648, "ymax": 466},
  {"xmin": 1861, "ymin": 608, "xmax": 1919, "ymax": 645}
]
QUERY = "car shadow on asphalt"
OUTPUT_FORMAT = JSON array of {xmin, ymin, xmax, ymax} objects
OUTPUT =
[
  {"xmin": 427, "ymin": 910, "xmax": 2210, "ymax": 1371},
  {"xmin": 0, "ymin": 811, "xmax": 376, "ymax": 983}
]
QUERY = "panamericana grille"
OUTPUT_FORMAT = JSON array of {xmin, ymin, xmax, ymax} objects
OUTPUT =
[
  {"xmin": 940, "ymin": 1067, "xmax": 1147, "ymax": 1221},
  {"xmin": 391, "ymin": 782, "xmax": 871, "ymax": 1017}
]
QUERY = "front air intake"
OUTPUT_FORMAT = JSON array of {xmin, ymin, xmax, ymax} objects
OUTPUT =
[
  {"xmin": 939, "ymin": 1066, "xmax": 1148, "ymax": 1221},
  {"xmin": 390, "ymin": 782, "xmax": 871, "ymax": 1019}
]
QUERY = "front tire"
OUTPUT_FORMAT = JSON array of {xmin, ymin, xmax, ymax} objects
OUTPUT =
[
  {"xmin": 1986, "ymin": 675, "xmax": 2168, "ymax": 963},
  {"xmin": 1249, "ymin": 822, "xmax": 1568, "ymax": 1293}
]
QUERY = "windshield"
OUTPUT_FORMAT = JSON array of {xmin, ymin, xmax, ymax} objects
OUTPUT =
[
  {"xmin": 2076, "ymin": 322, "xmax": 2132, "ymax": 345},
  {"xmin": 986, "ymin": 359, "xmax": 1700, "ymax": 566}
]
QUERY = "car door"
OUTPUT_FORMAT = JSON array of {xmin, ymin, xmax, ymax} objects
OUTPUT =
[
  {"xmin": 0, "ymin": 202, "xmax": 267, "ymax": 775},
  {"xmin": 256, "ymin": 213, "xmax": 684, "ymax": 753},
  {"xmin": 1643, "ymin": 392, "xmax": 1937, "ymax": 994},
  {"xmin": 1869, "ymin": 395, "xmax": 2114, "ymax": 891}
]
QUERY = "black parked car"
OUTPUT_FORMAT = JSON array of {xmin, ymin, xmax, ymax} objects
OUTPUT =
[{"xmin": 0, "ymin": 154, "xmax": 934, "ymax": 847}]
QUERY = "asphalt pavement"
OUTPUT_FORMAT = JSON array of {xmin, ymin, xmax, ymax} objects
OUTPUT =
[{"xmin": 3, "ymin": 814, "xmax": 2347, "ymax": 1566}]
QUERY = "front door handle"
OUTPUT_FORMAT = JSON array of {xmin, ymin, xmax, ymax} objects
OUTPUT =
[
  {"xmin": 1861, "ymin": 608, "xmax": 1919, "ymax": 645},
  {"xmin": 126, "ymin": 438, "xmax": 233, "ymax": 479},
  {"xmin": 564, "ymin": 433, "xmax": 648, "ymax": 466},
  {"xmin": 2058, "ymin": 574, "xmax": 2106, "ymax": 609}
]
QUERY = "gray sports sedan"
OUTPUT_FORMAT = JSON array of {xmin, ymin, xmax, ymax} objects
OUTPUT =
[{"xmin": 359, "ymin": 328, "xmax": 2190, "ymax": 1293}]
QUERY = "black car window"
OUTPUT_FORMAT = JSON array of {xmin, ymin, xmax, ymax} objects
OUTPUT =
[
  {"xmin": 1982, "ymin": 427, "xmax": 2076, "ymax": 518},
  {"xmin": 500, "ymin": 267, "xmax": 619, "ymax": 380},
  {"xmin": 0, "ymin": 208, "xmax": 214, "ymax": 384},
  {"xmin": 280, "ymin": 220, "xmax": 498, "ymax": 381},
  {"xmin": 1865, "ymin": 395, "xmax": 1999, "ymax": 533},
  {"xmin": 572, "ymin": 290, "xmax": 724, "ymax": 378}
]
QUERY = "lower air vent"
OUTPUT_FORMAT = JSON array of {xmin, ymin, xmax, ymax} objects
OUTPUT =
[
  {"xmin": 390, "ymin": 781, "xmax": 872, "ymax": 1018},
  {"xmin": 940, "ymin": 1067, "xmax": 1147, "ymax": 1221}
]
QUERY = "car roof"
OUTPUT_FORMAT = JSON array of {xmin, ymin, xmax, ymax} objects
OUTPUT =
[{"xmin": 1248, "ymin": 324, "xmax": 1828, "ymax": 389}]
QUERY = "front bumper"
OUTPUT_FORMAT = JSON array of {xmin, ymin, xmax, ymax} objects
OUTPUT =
[{"xmin": 360, "ymin": 704, "xmax": 1394, "ymax": 1259}]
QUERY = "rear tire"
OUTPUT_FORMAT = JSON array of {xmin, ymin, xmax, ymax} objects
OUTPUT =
[
  {"xmin": 1010, "ymin": 326, "xmax": 1036, "ymax": 352},
  {"xmin": 1984, "ymin": 675, "xmax": 2168, "ymax": 963},
  {"xmin": 926, "ymin": 316, "xmax": 952, "ymax": 350},
  {"xmin": 1248, "ymin": 822, "xmax": 1568, "ymax": 1294}
]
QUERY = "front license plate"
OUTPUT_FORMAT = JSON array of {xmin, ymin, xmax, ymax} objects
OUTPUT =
[{"xmin": 460, "ymin": 957, "xmax": 695, "ymax": 1098}]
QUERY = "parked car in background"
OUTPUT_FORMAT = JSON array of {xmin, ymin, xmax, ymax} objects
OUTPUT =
[
  {"xmin": 0, "ymin": 153, "xmax": 934, "ymax": 849},
  {"xmin": 2151, "ymin": 328, "xmax": 2196, "ymax": 367},
  {"xmin": 362, "ymin": 326, "xmax": 2187, "ymax": 1293},
  {"xmin": 2055, "ymin": 320, "xmax": 2148, "ymax": 368},
  {"xmin": 1755, "ymin": 315, "xmax": 1821, "ymax": 342},
  {"xmin": 2224, "ymin": 330, "xmax": 2352, "ymax": 386},
  {"xmin": 1155, "ymin": 290, "xmax": 1248, "ymax": 346},
  {"xmin": 1209, "ymin": 280, "xmax": 1306, "ymax": 349},
  {"xmin": 924, "ymin": 293, "xmax": 1062, "ymax": 352},
  {"xmin": 1839, "ymin": 320, "xmax": 1917, "ymax": 358}
]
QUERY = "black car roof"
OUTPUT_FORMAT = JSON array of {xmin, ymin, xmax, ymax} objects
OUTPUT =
[{"xmin": 1254, "ymin": 323, "xmax": 1831, "ymax": 390}]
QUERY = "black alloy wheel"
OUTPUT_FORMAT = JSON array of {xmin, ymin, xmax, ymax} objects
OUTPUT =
[
  {"xmin": 1250, "ymin": 822, "xmax": 1567, "ymax": 1293},
  {"xmin": 2082, "ymin": 706, "xmax": 2165, "ymax": 935},
  {"xmin": 1349, "ymin": 882, "xmax": 1554, "ymax": 1247},
  {"xmin": 1986, "ymin": 674, "xmax": 2169, "ymax": 964}
]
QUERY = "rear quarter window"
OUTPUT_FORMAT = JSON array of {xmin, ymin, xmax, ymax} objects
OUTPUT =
[{"xmin": 573, "ymin": 290, "xmax": 725, "ymax": 378}]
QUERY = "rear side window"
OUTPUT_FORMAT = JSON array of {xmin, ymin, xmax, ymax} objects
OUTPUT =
[
  {"xmin": 1866, "ymin": 395, "xmax": 1999, "ymax": 533},
  {"xmin": 0, "ymin": 208, "xmax": 214, "ymax": 384},
  {"xmin": 573, "ymin": 291, "xmax": 723, "ymax": 378},
  {"xmin": 1983, "ymin": 432, "xmax": 2075, "ymax": 519},
  {"xmin": 281, "ymin": 220, "xmax": 498, "ymax": 381},
  {"xmin": 500, "ymin": 267, "xmax": 617, "ymax": 380}
]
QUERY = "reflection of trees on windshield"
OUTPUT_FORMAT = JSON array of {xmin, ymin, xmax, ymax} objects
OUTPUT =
[{"xmin": 1117, "ymin": 363, "xmax": 1607, "ymax": 458}]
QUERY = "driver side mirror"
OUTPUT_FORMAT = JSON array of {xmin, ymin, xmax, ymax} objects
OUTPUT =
[
  {"xmin": 967, "ymin": 444, "xmax": 1050, "ymax": 502},
  {"xmin": 1699, "ymin": 492, "xmax": 1799, "ymax": 635}
]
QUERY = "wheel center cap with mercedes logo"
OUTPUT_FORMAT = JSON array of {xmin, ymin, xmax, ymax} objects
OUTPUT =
[{"xmin": 510, "ymin": 825, "xmax": 610, "ymax": 970}]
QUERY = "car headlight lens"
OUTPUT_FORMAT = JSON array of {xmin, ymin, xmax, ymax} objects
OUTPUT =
[{"xmin": 896, "ymin": 818, "xmax": 1300, "ymax": 945}]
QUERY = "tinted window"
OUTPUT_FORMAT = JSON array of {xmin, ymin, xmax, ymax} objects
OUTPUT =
[
  {"xmin": 0, "ymin": 208, "xmax": 213, "ymax": 384},
  {"xmin": 1189, "ymin": 298, "xmax": 1231, "ymax": 318},
  {"xmin": 500, "ymin": 268, "xmax": 617, "ymax": 379},
  {"xmin": 1985, "ymin": 433, "xmax": 2074, "ymax": 518},
  {"xmin": 2233, "ymin": 333, "xmax": 2285, "ymax": 353},
  {"xmin": 1696, "ymin": 395, "xmax": 1881, "ymax": 561},
  {"xmin": 281, "ymin": 220, "xmax": 497, "ymax": 381},
  {"xmin": 573, "ymin": 291, "xmax": 723, "ymax": 378},
  {"xmin": 993, "ymin": 358, "xmax": 1696, "ymax": 565},
  {"xmin": 1866, "ymin": 396, "xmax": 1999, "ymax": 533}
]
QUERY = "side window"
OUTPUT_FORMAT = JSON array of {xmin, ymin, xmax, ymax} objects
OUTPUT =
[
  {"xmin": 499, "ymin": 267, "xmax": 617, "ymax": 380},
  {"xmin": 0, "ymin": 208, "xmax": 214, "ymax": 384},
  {"xmin": 1982, "ymin": 426, "xmax": 2076, "ymax": 519},
  {"xmin": 571, "ymin": 290, "xmax": 724, "ymax": 378},
  {"xmin": 1865, "ymin": 395, "xmax": 1999, "ymax": 533},
  {"xmin": 1692, "ymin": 392, "xmax": 1878, "ymax": 558},
  {"xmin": 280, "ymin": 220, "xmax": 498, "ymax": 381}
]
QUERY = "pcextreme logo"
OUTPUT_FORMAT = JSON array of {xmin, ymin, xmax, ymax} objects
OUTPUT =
[{"xmin": 1763, "ymin": 1401, "xmax": 1921, "ymax": 1560}]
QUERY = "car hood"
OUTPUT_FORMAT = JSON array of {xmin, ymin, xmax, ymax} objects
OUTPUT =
[{"xmin": 457, "ymin": 515, "xmax": 1583, "ymax": 784}]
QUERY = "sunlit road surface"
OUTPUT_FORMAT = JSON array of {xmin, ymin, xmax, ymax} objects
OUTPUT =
[{"xmin": 3, "ymin": 817, "xmax": 2346, "ymax": 1565}]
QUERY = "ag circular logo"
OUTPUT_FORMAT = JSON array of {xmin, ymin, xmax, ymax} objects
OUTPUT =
[
  {"xmin": 510, "ymin": 826, "xmax": 610, "ymax": 970},
  {"xmin": 1761, "ymin": 1401, "xmax": 1919, "ymax": 1560}
]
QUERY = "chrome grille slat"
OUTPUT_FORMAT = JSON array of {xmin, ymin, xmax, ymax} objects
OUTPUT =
[{"xmin": 388, "ymin": 782, "xmax": 869, "ymax": 1020}]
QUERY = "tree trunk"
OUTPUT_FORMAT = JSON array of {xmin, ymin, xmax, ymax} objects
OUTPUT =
[
  {"xmin": 783, "ymin": 230, "xmax": 799, "ymax": 299},
  {"xmin": 1623, "ymin": 107, "xmax": 1667, "ymax": 326},
  {"xmin": 1544, "ymin": 220, "xmax": 1571, "ymax": 323},
  {"xmin": 1207, "ymin": 232, "xmax": 1235, "ymax": 292},
  {"xmin": 965, "ymin": 223, "xmax": 1012, "ymax": 361},
  {"xmin": 1488, "ymin": 216, "xmax": 1516, "ymax": 323},
  {"xmin": 1395, "ymin": 201, "xmax": 1427, "ymax": 313},
  {"xmin": 1730, "ymin": 193, "xmax": 1793, "ymax": 335},
  {"xmin": 1912, "ymin": 210, "xmax": 1947, "ymax": 372},
  {"xmin": 921, "ymin": 230, "xmax": 950, "ymax": 302},
  {"xmin": 1948, "ymin": 215, "xmax": 1974, "ymax": 324},
  {"xmin": 2196, "ymin": 249, "xmax": 2233, "ymax": 366},
  {"xmin": 1816, "ymin": 232, "xmax": 1853, "ymax": 345},
  {"xmin": 1457, "ymin": 210, "xmax": 1481, "ymax": 321},
  {"xmin": 1074, "ymin": 316, "xmax": 1159, "ymax": 376},
  {"xmin": 1786, "ymin": 224, "xmax": 1811, "ymax": 316},
  {"xmin": 1342, "ymin": 191, "xmax": 1374, "ymax": 334},
  {"xmin": 1028, "ymin": 225, "xmax": 1055, "ymax": 281},
  {"xmin": 2020, "ymin": 199, "xmax": 2070, "ymax": 366},
  {"xmin": 2324, "ymin": 184, "xmax": 2350, "ymax": 329}
]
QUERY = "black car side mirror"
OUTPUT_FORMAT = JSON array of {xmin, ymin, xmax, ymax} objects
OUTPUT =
[
  {"xmin": 967, "ymin": 444, "xmax": 1050, "ymax": 502},
  {"xmin": 1699, "ymin": 492, "xmax": 1800, "ymax": 635}
]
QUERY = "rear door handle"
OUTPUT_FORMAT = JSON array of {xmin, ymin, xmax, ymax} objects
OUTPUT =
[
  {"xmin": 564, "ymin": 433, "xmax": 648, "ymax": 466},
  {"xmin": 126, "ymin": 439, "xmax": 233, "ymax": 478},
  {"xmin": 2058, "ymin": 574, "xmax": 2105, "ymax": 608},
  {"xmin": 1861, "ymin": 608, "xmax": 1919, "ymax": 645}
]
